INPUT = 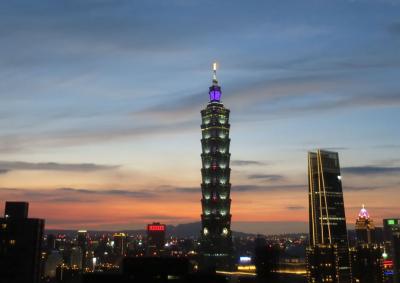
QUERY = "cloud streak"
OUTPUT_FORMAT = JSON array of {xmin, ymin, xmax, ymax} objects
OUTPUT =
[
  {"xmin": 59, "ymin": 188, "xmax": 154, "ymax": 199},
  {"xmin": 0, "ymin": 161, "xmax": 119, "ymax": 174},
  {"xmin": 232, "ymin": 184, "xmax": 305, "ymax": 192},
  {"xmin": 248, "ymin": 174, "xmax": 284, "ymax": 181},
  {"xmin": 286, "ymin": 206, "xmax": 306, "ymax": 211},
  {"xmin": 342, "ymin": 166, "xmax": 400, "ymax": 175},
  {"xmin": 231, "ymin": 160, "xmax": 266, "ymax": 166}
]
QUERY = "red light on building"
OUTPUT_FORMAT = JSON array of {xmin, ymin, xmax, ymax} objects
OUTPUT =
[
  {"xmin": 148, "ymin": 225, "xmax": 165, "ymax": 232},
  {"xmin": 384, "ymin": 260, "xmax": 393, "ymax": 268}
]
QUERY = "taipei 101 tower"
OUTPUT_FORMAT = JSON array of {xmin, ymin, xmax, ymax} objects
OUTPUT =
[{"xmin": 199, "ymin": 63, "xmax": 233, "ymax": 270}]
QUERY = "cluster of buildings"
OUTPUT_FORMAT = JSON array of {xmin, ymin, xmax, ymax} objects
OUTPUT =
[
  {"xmin": 0, "ymin": 65, "xmax": 399, "ymax": 283},
  {"xmin": 197, "ymin": 66, "xmax": 400, "ymax": 282},
  {"xmin": 0, "ymin": 205, "xmax": 193, "ymax": 283},
  {"xmin": 306, "ymin": 150, "xmax": 400, "ymax": 283}
]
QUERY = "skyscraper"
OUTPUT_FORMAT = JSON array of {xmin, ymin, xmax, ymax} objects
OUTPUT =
[
  {"xmin": 383, "ymin": 219, "xmax": 400, "ymax": 283},
  {"xmin": 355, "ymin": 204, "xmax": 376, "ymax": 244},
  {"xmin": 307, "ymin": 150, "xmax": 351, "ymax": 283},
  {"xmin": 147, "ymin": 222, "xmax": 166, "ymax": 256},
  {"xmin": 199, "ymin": 63, "xmax": 233, "ymax": 270},
  {"xmin": 76, "ymin": 230, "xmax": 89, "ymax": 270},
  {"xmin": 113, "ymin": 233, "xmax": 127, "ymax": 257},
  {"xmin": 351, "ymin": 205, "xmax": 383, "ymax": 283},
  {"xmin": 0, "ymin": 201, "xmax": 44, "ymax": 283}
]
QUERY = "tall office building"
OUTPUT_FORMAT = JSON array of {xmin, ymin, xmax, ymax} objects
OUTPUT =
[
  {"xmin": 307, "ymin": 150, "xmax": 351, "ymax": 283},
  {"xmin": 355, "ymin": 204, "xmax": 376, "ymax": 244},
  {"xmin": 0, "ymin": 201, "xmax": 45, "ymax": 283},
  {"xmin": 77, "ymin": 230, "xmax": 89, "ymax": 270},
  {"xmin": 352, "ymin": 206, "xmax": 383, "ymax": 283},
  {"xmin": 113, "ymin": 233, "xmax": 127, "ymax": 257},
  {"xmin": 383, "ymin": 219, "xmax": 400, "ymax": 283},
  {"xmin": 147, "ymin": 223, "xmax": 166, "ymax": 256},
  {"xmin": 199, "ymin": 63, "xmax": 233, "ymax": 270}
]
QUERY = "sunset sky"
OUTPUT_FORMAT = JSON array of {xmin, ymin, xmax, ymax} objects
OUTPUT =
[{"xmin": 1, "ymin": 0, "xmax": 400, "ymax": 234}]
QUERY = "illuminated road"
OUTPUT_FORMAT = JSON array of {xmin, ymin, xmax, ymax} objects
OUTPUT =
[{"xmin": 216, "ymin": 269, "xmax": 307, "ymax": 277}]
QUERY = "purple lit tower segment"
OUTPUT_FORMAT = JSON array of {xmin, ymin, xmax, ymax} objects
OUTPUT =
[{"xmin": 209, "ymin": 85, "xmax": 222, "ymax": 102}]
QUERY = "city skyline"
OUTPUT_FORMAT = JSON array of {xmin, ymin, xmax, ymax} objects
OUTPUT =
[{"xmin": 1, "ymin": 0, "xmax": 400, "ymax": 234}]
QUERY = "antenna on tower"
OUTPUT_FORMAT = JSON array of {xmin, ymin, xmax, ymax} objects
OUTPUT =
[{"xmin": 212, "ymin": 61, "xmax": 218, "ymax": 85}]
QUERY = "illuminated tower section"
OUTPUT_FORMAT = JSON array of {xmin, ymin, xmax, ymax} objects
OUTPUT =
[{"xmin": 200, "ymin": 63, "xmax": 232, "ymax": 270}]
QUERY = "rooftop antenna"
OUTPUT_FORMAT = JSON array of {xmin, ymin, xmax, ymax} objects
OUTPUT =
[{"xmin": 212, "ymin": 61, "xmax": 218, "ymax": 85}]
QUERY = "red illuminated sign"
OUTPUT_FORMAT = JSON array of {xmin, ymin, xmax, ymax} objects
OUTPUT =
[
  {"xmin": 148, "ymin": 225, "xmax": 165, "ymax": 231},
  {"xmin": 384, "ymin": 260, "xmax": 393, "ymax": 269}
]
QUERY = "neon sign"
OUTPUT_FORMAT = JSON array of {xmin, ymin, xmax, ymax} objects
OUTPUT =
[{"xmin": 148, "ymin": 225, "xmax": 165, "ymax": 231}]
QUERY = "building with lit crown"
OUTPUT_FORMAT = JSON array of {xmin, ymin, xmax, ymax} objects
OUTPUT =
[
  {"xmin": 355, "ymin": 204, "xmax": 376, "ymax": 244},
  {"xmin": 306, "ymin": 150, "xmax": 351, "ymax": 283},
  {"xmin": 351, "ymin": 205, "xmax": 384, "ymax": 283},
  {"xmin": 199, "ymin": 63, "xmax": 233, "ymax": 270}
]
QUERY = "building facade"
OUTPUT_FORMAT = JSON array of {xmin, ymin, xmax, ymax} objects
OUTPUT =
[
  {"xmin": 350, "ymin": 245, "xmax": 384, "ymax": 283},
  {"xmin": 0, "ymin": 201, "xmax": 44, "ymax": 283},
  {"xmin": 199, "ymin": 63, "xmax": 233, "ymax": 270},
  {"xmin": 306, "ymin": 244, "xmax": 339, "ymax": 283},
  {"xmin": 307, "ymin": 150, "xmax": 351, "ymax": 283}
]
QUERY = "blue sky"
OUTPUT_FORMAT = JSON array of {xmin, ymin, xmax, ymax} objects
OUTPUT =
[{"xmin": 0, "ymin": 0, "xmax": 399, "ymax": 233}]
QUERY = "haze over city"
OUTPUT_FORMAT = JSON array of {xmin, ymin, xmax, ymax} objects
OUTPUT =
[{"xmin": 1, "ymin": 0, "xmax": 400, "ymax": 234}]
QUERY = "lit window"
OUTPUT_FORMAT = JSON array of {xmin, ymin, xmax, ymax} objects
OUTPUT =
[
  {"xmin": 9, "ymin": 239, "xmax": 16, "ymax": 245},
  {"xmin": 222, "ymin": 228, "xmax": 228, "ymax": 236},
  {"xmin": 203, "ymin": 228, "xmax": 209, "ymax": 236}
]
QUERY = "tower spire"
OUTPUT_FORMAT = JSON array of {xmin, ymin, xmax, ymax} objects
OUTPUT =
[{"xmin": 212, "ymin": 62, "xmax": 218, "ymax": 85}]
